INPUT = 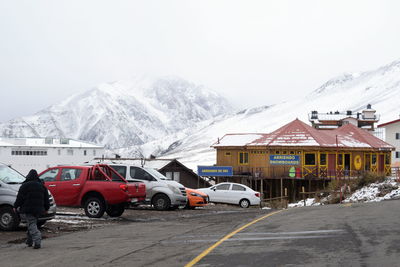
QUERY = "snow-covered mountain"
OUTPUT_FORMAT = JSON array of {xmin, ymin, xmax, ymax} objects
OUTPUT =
[
  {"xmin": 0, "ymin": 76, "xmax": 234, "ymax": 149},
  {"xmin": 140, "ymin": 59, "xmax": 400, "ymax": 170}
]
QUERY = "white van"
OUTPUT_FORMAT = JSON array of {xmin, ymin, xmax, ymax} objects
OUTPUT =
[{"xmin": 107, "ymin": 163, "xmax": 187, "ymax": 210}]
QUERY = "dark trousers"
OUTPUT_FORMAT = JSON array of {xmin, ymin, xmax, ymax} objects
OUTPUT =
[{"xmin": 21, "ymin": 213, "xmax": 41, "ymax": 245}]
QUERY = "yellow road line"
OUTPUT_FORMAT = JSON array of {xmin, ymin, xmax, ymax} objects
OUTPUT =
[
  {"xmin": 184, "ymin": 210, "xmax": 284, "ymax": 267},
  {"xmin": 343, "ymin": 203, "xmax": 352, "ymax": 207}
]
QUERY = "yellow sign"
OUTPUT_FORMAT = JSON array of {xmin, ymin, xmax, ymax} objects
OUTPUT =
[{"xmin": 354, "ymin": 155, "xmax": 362, "ymax": 170}]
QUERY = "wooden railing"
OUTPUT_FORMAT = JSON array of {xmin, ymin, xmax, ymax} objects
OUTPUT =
[{"xmin": 235, "ymin": 165, "xmax": 391, "ymax": 179}]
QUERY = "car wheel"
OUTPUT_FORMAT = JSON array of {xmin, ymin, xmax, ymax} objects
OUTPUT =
[
  {"xmin": 152, "ymin": 194, "xmax": 171, "ymax": 211},
  {"xmin": 239, "ymin": 199, "xmax": 250, "ymax": 208},
  {"xmin": 106, "ymin": 204, "xmax": 125, "ymax": 217},
  {"xmin": 84, "ymin": 197, "xmax": 106, "ymax": 218},
  {"xmin": 0, "ymin": 206, "xmax": 20, "ymax": 231}
]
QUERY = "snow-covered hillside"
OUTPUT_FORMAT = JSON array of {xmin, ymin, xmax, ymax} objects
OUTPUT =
[
  {"xmin": 0, "ymin": 76, "xmax": 233, "ymax": 149},
  {"xmin": 151, "ymin": 60, "xmax": 400, "ymax": 170},
  {"xmin": 2, "ymin": 60, "xmax": 400, "ymax": 170}
]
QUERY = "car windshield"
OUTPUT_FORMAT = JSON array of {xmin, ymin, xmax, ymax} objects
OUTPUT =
[
  {"xmin": 0, "ymin": 164, "xmax": 26, "ymax": 184},
  {"xmin": 144, "ymin": 168, "xmax": 171, "ymax": 180}
]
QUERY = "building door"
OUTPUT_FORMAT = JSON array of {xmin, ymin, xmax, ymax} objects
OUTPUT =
[
  {"xmin": 378, "ymin": 154, "xmax": 385, "ymax": 173},
  {"xmin": 328, "ymin": 154, "xmax": 336, "ymax": 178},
  {"xmin": 344, "ymin": 154, "xmax": 351, "ymax": 177}
]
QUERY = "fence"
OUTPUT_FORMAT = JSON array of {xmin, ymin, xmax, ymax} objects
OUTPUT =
[{"xmin": 235, "ymin": 165, "xmax": 390, "ymax": 179}]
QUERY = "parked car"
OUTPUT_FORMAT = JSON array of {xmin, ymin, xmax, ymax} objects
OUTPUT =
[
  {"xmin": 0, "ymin": 163, "xmax": 56, "ymax": 231},
  {"xmin": 39, "ymin": 164, "xmax": 146, "ymax": 218},
  {"xmin": 185, "ymin": 188, "xmax": 209, "ymax": 209},
  {"xmin": 107, "ymin": 163, "xmax": 187, "ymax": 210},
  {"xmin": 197, "ymin": 182, "xmax": 261, "ymax": 208}
]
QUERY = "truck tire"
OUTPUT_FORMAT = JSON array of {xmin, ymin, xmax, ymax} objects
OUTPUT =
[
  {"xmin": 106, "ymin": 204, "xmax": 125, "ymax": 217},
  {"xmin": 0, "ymin": 206, "xmax": 20, "ymax": 231},
  {"xmin": 152, "ymin": 194, "xmax": 171, "ymax": 211},
  {"xmin": 84, "ymin": 197, "xmax": 106, "ymax": 218}
]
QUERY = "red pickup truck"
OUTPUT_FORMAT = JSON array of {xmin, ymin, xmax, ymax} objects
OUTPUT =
[{"xmin": 39, "ymin": 164, "xmax": 145, "ymax": 218}]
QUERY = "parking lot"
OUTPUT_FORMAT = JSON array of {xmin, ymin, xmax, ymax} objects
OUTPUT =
[
  {"xmin": 2, "ymin": 201, "xmax": 400, "ymax": 266},
  {"xmin": 0, "ymin": 204, "xmax": 265, "ymax": 248}
]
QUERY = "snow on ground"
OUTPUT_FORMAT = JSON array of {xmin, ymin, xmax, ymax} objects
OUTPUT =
[
  {"xmin": 343, "ymin": 178, "xmax": 400, "ymax": 203},
  {"xmin": 289, "ymin": 177, "xmax": 400, "ymax": 208},
  {"xmin": 288, "ymin": 198, "xmax": 322, "ymax": 208}
]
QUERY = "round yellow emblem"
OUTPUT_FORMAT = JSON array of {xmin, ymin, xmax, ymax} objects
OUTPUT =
[{"xmin": 354, "ymin": 155, "xmax": 362, "ymax": 170}]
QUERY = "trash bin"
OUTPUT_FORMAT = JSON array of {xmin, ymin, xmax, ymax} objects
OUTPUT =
[{"xmin": 295, "ymin": 167, "xmax": 302, "ymax": 178}]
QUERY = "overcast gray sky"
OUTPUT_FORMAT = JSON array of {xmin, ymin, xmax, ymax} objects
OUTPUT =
[{"xmin": 1, "ymin": 0, "xmax": 400, "ymax": 122}]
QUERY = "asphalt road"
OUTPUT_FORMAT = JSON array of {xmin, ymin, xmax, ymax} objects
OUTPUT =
[{"xmin": 1, "ymin": 201, "xmax": 400, "ymax": 267}]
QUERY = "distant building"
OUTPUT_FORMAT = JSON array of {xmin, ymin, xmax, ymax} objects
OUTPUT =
[
  {"xmin": 0, "ymin": 137, "xmax": 104, "ymax": 175},
  {"xmin": 378, "ymin": 118, "xmax": 400, "ymax": 166},
  {"xmin": 308, "ymin": 104, "xmax": 380, "ymax": 131}
]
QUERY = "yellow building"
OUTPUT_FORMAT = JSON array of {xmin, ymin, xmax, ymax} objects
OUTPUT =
[{"xmin": 212, "ymin": 119, "xmax": 394, "ymax": 200}]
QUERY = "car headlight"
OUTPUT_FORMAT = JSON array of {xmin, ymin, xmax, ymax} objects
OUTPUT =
[
  {"xmin": 190, "ymin": 192, "xmax": 202, "ymax": 197},
  {"xmin": 168, "ymin": 184, "xmax": 181, "ymax": 195}
]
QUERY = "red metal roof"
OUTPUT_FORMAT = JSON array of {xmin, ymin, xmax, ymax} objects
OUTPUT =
[
  {"xmin": 217, "ymin": 119, "xmax": 394, "ymax": 150},
  {"xmin": 378, "ymin": 119, "xmax": 400, "ymax": 128}
]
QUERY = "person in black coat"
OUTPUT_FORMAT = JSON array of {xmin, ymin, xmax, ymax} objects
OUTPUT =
[{"xmin": 14, "ymin": 169, "xmax": 50, "ymax": 249}]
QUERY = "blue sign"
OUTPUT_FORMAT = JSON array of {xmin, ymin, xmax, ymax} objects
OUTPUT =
[
  {"xmin": 269, "ymin": 155, "xmax": 300, "ymax": 165},
  {"xmin": 197, "ymin": 166, "xmax": 233, "ymax": 176}
]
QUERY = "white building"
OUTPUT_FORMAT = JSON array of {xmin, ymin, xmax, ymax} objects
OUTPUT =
[
  {"xmin": 0, "ymin": 137, "xmax": 104, "ymax": 175},
  {"xmin": 378, "ymin": 119, "xmax": 400, "ymax": 166}
]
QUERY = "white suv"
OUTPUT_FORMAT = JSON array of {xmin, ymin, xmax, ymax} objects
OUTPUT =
[{"xmin": 108, "ymin": 163, "xmax": 187, "ymax": 210}]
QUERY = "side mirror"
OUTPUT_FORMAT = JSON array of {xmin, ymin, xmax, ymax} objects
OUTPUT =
[{"xmin": 213, "ymin": 188, "xmax": 216, "ymax": 191}]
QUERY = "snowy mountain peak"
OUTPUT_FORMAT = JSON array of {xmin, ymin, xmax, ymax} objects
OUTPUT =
[
  {"xmin": 312, "ymin": 72, "xmax": 356, "ymax": 95},
  {"xmin": 0, "ymin": 76, "xmax": 234, "ymax": 149}
]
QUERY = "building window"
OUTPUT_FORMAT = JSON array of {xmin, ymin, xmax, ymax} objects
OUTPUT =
[
  {"xmin": 67, "ymin": 149, "xmax": 74, "ymax": 156},
  {"xmin": 275, "ymin": 151, "xmax": 280, "ymax": 154},
  {"xmin": 396, "ymin": 133, "xmax": 400, "ymax": 140},
  {"xmin": 320, "ymin": 153, "xmax": 327, "ymax": 165},
  {"xmin": 371, "ymin": 154, "xmax": 377, "ymax": 165},
  {"xmin": 60, "ymin": 138, "xmax": 69, "ymax": 144},
  {"xmin": 289, "ymin": 151, "xmax": 295, "ymax": 155},
  {"xmin": 93, "ymin": 150, "xmax": 96, "ymax": 156},
  {"xmin": 173, "ymin": 172, "xmax": 180, "ymax": 183},
  {"xmin": 58, "ymin": 149, "xmax": 61, "ymax": 156},
  {"xmin": 386, "ymin": 153, "xmax": 391, "ymax": 164},
  {"xmin": 84, "ymin": 150, "xmax": 87, "ymax": 156},
  {"xmin": 338, "ymin": 154, "xmax": 343, "ymax": 166},
  {"xmin": 11, "ymin": 150, "xmax": 47, "ymax": 156},
  {"xmin": 396, "ymin": 152, "xmax": 400, "ymax": 159},
  {"xmin": 224, "ymin": 152, "xmax": 231, "ymax": 156},
  {"xmin": 304, "ymin": 153, "xmax": 316, "ymax": 165},
  {"xmin": 239, "ymin": 152, "xmax": 249, "ymax": 165}
]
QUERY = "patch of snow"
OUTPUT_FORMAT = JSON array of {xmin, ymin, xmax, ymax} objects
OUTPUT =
[
  {"xmin": 343, "ymin": 178, "xmax": 400, "ymax": 203},
  {"xmin": 288, "ymin": 198, "xmax": 322, "ymax": 208}
]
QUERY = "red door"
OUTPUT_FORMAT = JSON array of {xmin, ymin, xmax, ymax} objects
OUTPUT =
[
  {"xmin": 378, "ymin": 155, "xmax": 385, "ymax": 173},
  {"xmin": 328, "ymin": 154, "xmax": 336, "ymax": 178},
  {"xmin": 56, "ymin": 168, "xmax": 85, "ymax": 206}
]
